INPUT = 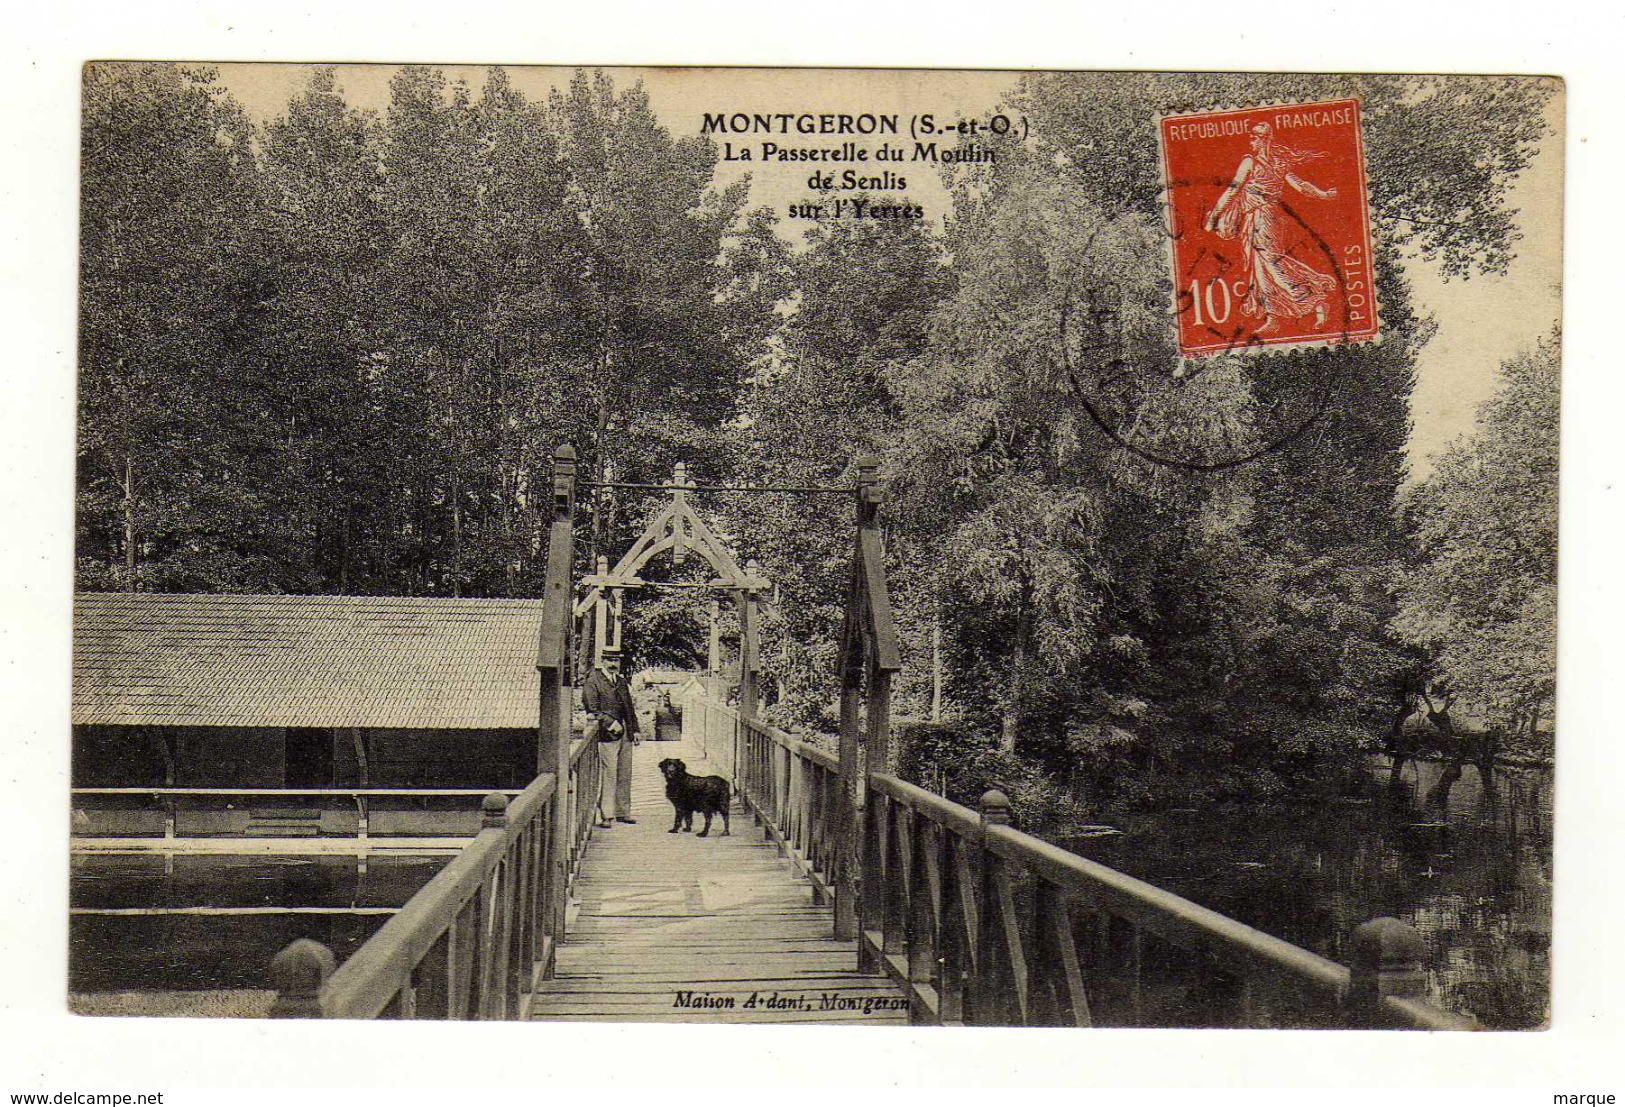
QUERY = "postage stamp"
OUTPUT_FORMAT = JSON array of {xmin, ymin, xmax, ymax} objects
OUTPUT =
[{"xmin": 1158, "ymin": 98, "xmax": 1379, "ymax": 358}]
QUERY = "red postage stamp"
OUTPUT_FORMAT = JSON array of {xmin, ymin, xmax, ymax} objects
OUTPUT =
[{"xmin": 1158, "ymin": 98, "xmax": 1379, "ymax": 358}]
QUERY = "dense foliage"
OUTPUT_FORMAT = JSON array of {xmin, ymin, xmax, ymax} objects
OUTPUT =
[
  {"xmin": 732, "ymin": 74, "xmax": 1555, "ymax": 817},
  {"xmin": 79, "ymin": 65, "xmax": 1558, "ymax": 818},
  {"xmin": 79, "ymin": 64, "xmax": 782, "ymax": 600},
  {"xmin": 1394, "ymin": 335, "xmax": 1560, "ymax": 763}
]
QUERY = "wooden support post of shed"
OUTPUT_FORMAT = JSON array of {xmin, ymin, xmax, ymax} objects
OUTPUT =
[
  {"xmin": 148, "ymin": 730, "xmax": 178, "ymax": 840},
  {"xmin": 349, "ymin": 727, "xmax": 369, "ymax": 787},
  {"xmin": 537, "ymin": 445, "xmax": 578, "ymax": 966}
]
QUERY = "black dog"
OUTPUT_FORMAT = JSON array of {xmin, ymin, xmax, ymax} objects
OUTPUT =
[{"xmin": 657, "ymin": 758, "xmax": 731, "ymax": 837}]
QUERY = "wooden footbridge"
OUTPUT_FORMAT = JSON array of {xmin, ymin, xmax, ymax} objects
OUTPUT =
[
  {"xmin": 527, "ymin": 737, "xmax": 906, "ymax": 1025},
  {"xmin": 268, "ymin": 448, "xmax": 1473, "ymax": 1029}
]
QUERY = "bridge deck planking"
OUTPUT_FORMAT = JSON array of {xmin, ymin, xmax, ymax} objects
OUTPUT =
[{"xmin": 526, "ymin": 738, "xmax": 907, "ymax": 1025}]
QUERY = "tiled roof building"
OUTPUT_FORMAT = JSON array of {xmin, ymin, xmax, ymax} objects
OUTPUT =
[{"xmin": 73, "ymin": 592, "xmax": 545, "ymax": 730}]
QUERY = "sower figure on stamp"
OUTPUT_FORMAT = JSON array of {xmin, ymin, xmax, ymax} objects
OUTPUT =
[
  {"xmin": 1204, "ymin": 121, "xmax": 1339, "ymax": 336},
  {"xmin": 583, "ymin": 648, "xmax": 640, "ymax": 828}
]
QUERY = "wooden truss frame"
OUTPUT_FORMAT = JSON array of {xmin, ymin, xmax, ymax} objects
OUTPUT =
[{"xmin": 573, "ymin": 463, "xmax": 772, "ymax": 714}]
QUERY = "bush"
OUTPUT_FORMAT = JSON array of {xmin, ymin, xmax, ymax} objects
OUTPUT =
[{"xmin": 894, "ymin": 720, "xmax": 1092, "ymax": 840}]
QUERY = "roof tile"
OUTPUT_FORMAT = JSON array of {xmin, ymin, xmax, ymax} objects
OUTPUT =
[{"xmin": 73, "ymin": 593, "xmax": 546, "ymax": 729}]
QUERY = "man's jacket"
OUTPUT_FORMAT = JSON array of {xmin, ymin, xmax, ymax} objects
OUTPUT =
[{"xmin": 581, "ymin": 667, "xmax": 640, "ymax": 738}]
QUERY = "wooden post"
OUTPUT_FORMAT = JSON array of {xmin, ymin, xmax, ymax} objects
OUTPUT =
[
  {"xmin": 151, "ymin": 732, "xmax": 176, "ymax": 839},
  {"xmin": 592, "ymin": 556, "xmax": 610, "ymax": 665},
  {"xmin": 348, "ymin": 727, "xmax": 369, "ymax": 786},
  {"xmin": 737, "ymin": 588, "xmax": 759, "ymax": 719},
  {"xmin": 349, "ymin": 727, "xmax": 370, "ymax": 840},
  {"xmin": 858, "ymin": 653, "xmax": 894, "ymax": 971},
  {"xmin": 905, "ymin": 813, "xmax": 938, "ymax": 1024},
  {"xmin": 707, "ymin": 598, "xmax": 721, "ymax": 675},
  {"xmin": 671, "ymin": 462, "xmax": 689, "ymax": 565},
  {"xmin": 537, "ymin": 445, "xmax": 577, "ymax": 968},
  {"xmin": 835, "ymin": 607, "xmax": 863, "ymax": 942},
  {"xmin": 1347, "ymin": 916, "xmax": 1429, "ymax": 1026},
  {"xmin": 482, "ymin": 794, "xmax": 513, "ymax": 1019},
  {"xmin": 270, "ymin": 938, "xmax": 336, "ymax": 1018},
  {"xmin": 837, "ymin": 456, "xmax": 891, "ymax": 944},
  {"xmin": 865, "ymin": 657, "xmax": 893, "ymax": 780},
  {"xmin": 976, "ymin": 789, "xmax": 1012, "ymax": 1025}
]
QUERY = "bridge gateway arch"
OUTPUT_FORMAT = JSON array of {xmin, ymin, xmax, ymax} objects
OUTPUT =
[{"xmin": 572, "ymin": 459, "xmax": 771, "ymax": 713}]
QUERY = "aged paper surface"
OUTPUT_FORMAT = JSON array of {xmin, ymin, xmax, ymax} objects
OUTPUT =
[
  {"xmin": 6, "ymin": 0, "xmax": 1618, "ymax": 1085},
  {"xmin": 67, "ymin": 60, "xmax": 1560, "ymax": 1031}
]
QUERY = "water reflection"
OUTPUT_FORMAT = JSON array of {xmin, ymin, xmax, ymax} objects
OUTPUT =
[
  {"xmin": 71, "ymin": 852, "xmax": 446, "ymax": 910},
  {"xmin": 69, "ymin": 853, "xmax": 448, "ymax": 995},
  {"xmin": 1072, "ymin": 761, "xmax": 1552, "ymax": 1028}
]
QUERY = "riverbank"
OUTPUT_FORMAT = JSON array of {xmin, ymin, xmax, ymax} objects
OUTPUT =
[{"xmin": 1072, "ymin": 759, "xmax": 1551, "ymax": 1028}]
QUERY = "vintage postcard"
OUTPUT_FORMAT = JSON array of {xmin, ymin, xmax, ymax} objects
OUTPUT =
[{"xmin": 70, "ymin": 63, "xmax": 1561, "ymax": 1031}]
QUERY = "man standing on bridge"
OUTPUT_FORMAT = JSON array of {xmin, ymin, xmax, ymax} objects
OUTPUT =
[{"xmin": 583, "ymin": 648, "xmax": 640, "ymax": 828}]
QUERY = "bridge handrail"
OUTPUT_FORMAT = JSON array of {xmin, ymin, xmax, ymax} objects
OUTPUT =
[
  {"xmin": 317, "ymin": 779, "xmax": 549, "ymax": 1019},
  {"xmin": 685, "ymin": 691, "xmax": 1473, "ymax": 1030},
  {"xmin": 268, "ymin": 736, "xmax": 599, "ymax": 1019},
  {"xmin": 862, "ymin": 772, "xmax": 1474, "ymax": 1029},
  {"xmin": 867, "ymin": 771, "xmax": 1350, "ymax": 1004},
  {"xmin": 679, "ymin": 697, "xmax": 843, "ymax": 906},
  {"xmin": 742, "ymin": 713, "xmax": 839, "ymax": 772},
  {"xmin": 1381, "ymin": 993, "xmax": 1477, "ymax": 1032}
]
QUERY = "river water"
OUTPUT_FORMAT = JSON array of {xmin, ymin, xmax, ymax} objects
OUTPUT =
[
  {"xmin": 1068, "ymin": 759, "xmax": 1553, "ymax": 1028},
  {"xmin": 69, "ymin": 853, "xmax": 448, "ymax": 997},
  {"xmin": 70, "ymin": 762, "xmax": 1551, "ymax": 1026}
]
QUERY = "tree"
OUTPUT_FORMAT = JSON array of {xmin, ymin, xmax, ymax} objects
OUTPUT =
[
  {"xmin": 543, "ymin": 71, "xmax": 789, "ymax": 670},
  {"xmin": 77, "ymin": 63, "xmax": 783, "ymax": 617},
  {"xmin": 548, "ymin": 71, "xmax": 782, "ymax": 527},
  {"xmin": 1394, "ymin": 333, "xmax": 1559, "ymax": 784},
  {"xmin": 872, "ymin": 72, "xmax": 1554, "ymax": 807},
  {"xmin": 730, "ymin": 208, "xmax": 949, "ymax": 725},
  {"xmin": 1011, "ymin": 72, "xmax": 1552, "ymax": 279},
  {"xmin": 256, "ymin": 66, "xmax": 390, "ymax": 593}
]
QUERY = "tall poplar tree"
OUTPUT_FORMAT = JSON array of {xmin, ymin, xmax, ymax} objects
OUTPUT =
[{"xmin": 79, "ymin": 63, "xmax": 268, "ymax": 592}]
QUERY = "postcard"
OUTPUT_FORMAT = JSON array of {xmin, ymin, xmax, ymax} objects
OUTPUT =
[{"xmin": 70, "ymin": 62, "xmax": 1560, "ymax": 1032}]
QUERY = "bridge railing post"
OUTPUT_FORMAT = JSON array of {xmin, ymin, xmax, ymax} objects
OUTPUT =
[
  {"xmin": 858, "ymin": 652, "xmax": 895, "ymax": 971},
  {"xmin": 974, "ymin": 789, "xmax": 1013, "ymax": 1024},
  {"xmin": 269, "ymin": 938, "xmax": 336, "ymax": 1018},
  {"xmin": 1346, "ymin": 916, "xmax": 1431, "ymax": 1027},
  {"xmin": 839, "ymin": 454, "xmax": 907, "ymax": 956},
  {"xmin": 538, "ymin": 445, "xmax": 577, "ymax": 972},
  {"xmin": 479, "ymin": 793, "xmax": 513, "ymax": 1019},
  {"xmin": 835, "ymin": 653, "xmax": 863, "ymax": 943}
]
